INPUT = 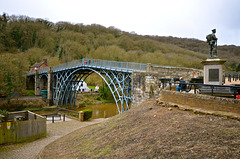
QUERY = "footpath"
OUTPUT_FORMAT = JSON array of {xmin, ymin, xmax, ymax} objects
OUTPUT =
[{"xmin": 0, "ymin": 117, "xmax": 108, "ymax": 159}]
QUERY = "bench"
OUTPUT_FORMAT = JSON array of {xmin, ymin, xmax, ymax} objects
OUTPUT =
[{"xmin": 199, "ymin": 85, "xmax": 236, "ymax": 96}]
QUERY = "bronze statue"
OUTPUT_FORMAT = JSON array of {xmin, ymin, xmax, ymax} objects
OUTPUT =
[{"xmin": 206, "ymin": 29, "xmax": 218, "ymax": 58}]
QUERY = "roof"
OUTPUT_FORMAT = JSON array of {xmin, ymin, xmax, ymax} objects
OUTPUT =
[{"xmin": 30, "ymin": 62, "xmax": 46, "ymax": 68}]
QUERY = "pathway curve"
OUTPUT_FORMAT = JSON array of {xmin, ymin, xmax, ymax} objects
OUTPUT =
[{"xmin": 0, "ymin": 118, "xmax": 108, "ymax": 159}]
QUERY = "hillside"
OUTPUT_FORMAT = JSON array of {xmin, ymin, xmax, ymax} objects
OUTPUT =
[
  {"xmin": 0, "ymin": 13, "xmax": 240, "ymax": 96},
  {"xmin": 39, "ymin": 101, "xmax": 240, "ymax": 158}
]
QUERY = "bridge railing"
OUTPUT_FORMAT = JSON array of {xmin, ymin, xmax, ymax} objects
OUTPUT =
[
  {"xmin": 86, "ymin": 59, "xmax": 147, "ymax": 71},
  {"xmin": 27, "ymin": 58, "xmax": 147, "ymax": 76},
  {"xmin": 39, "ymin": 67, "xmax": 49, "ymax": 74},
  {"xmin": 52, "ymin": 58, "xmax": 147, "ymax": 72},
  {"xmin": 52, "ymin": 60, "xmax": 81, "ymax": 72}
]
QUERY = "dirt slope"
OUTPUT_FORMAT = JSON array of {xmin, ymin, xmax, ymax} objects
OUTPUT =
[{"xmin": 39, "ymin": 101, "xmax": 240, "ymax": 159}]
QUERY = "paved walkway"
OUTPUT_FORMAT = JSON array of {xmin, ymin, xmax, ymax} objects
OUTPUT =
[{"xmin": 0, "ymin": 118, "xmax": 108, "ymax": 159}]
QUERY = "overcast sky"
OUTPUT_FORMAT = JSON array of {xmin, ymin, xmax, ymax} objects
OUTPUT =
[{"xmin": 1, "ymin": 0, "xmax": 240, "ymax": 46}]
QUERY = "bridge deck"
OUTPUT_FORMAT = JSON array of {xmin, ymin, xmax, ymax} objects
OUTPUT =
[{"xmin": 27, "ymin": 58, "xmax": 147, "ymax": 76}]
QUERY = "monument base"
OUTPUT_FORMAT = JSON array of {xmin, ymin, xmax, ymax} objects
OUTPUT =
[{"xmin": 201, "ymin": 58, "xmax": 226, "ymax": 85}]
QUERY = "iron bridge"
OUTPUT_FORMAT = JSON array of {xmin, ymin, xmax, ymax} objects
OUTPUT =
[{"xmin": 27, "ymin": 58, "xmax": 147, "ymax": 113}]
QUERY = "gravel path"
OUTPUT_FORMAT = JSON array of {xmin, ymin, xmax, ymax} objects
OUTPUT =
[{"xmin": 0, "ymin": 118, "xmax": 108, "ymax": 159}]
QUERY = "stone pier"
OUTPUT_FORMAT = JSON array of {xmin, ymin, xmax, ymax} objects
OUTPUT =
[
  {"xmin": 47, "ymin": 67, "xmax": 53, "ymax": 106},
  {"xmin": 34, "ymin": 70, "xmax": 41, "ymax": 96}
]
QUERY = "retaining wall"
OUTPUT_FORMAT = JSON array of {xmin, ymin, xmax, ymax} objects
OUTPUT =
[{"xmin": 160, "ymin": 90, "xmax": 240, "ymax": 115}]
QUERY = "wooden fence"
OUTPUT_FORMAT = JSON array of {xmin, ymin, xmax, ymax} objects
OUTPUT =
[{"xmin": 0, "ymin": 111, "xmax": 46, "ymax": 144}]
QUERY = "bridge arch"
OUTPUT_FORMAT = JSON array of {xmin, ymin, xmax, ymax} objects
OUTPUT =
[
  {"xmin": 39, "ymin": 74, "xmax": 48, "ymax": 90},
  {"xmin": 26, "ymin": 76, "xmax": 35, "ymax": 90},
  {"xmin": 53, "ymin": 66, "xmax": 132, "ymax": 113}
]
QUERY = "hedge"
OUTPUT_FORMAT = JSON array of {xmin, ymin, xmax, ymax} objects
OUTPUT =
[{"xmin": 82, "ymin": 109, "xmax": 93, "ymax": 121}]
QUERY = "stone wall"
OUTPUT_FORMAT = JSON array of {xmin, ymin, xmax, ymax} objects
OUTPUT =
[
  {"xmin": 131, "ymin": 66, "xmax": 203, "ymax": 107},
  {"xmin": 131, "ymin": 72, "xmax": 161, "ymax": 107},
  {"xmin": 151, "ymin": 65, "xmax": 203, "ymax": 80},
  {"xmin": 160, "ymin": 90, "xmax": 240, "ymax": 115}
]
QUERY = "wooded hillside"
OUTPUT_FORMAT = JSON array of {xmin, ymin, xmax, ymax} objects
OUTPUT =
[{"xmin": 0, "ymin": 13, "xmax": 240, "ymax": 95}]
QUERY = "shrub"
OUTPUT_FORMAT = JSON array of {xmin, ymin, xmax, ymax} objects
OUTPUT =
[
  {"xmin": 82, "ymin": 109, "xmax": 93, "ymax": 121},
  {"xmin": 79, "ymin": 103, "xmax": 86, "ymax": 108},
  {"xmin": 84, "ymin": 99, "xmax": 92, "ymax": 105},
  {"xmin": 0, "ymin": 98, "xmax": 45, "ymax": 111},
  {"xmin": 0, "ymin": 109, "xmax": 8, "ymax": 122},
  {"xmin": 24, "ymin": 90, "xmax": 35, "ymax": 96}
]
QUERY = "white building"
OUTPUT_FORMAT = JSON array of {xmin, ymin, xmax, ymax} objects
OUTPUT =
[{"xmin": 72, "ymin": 81, "xmax": 90, "ymax": 92}]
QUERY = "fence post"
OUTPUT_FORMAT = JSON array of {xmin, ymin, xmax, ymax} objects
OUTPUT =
[
  {"xmin": 79, "ymin": 111, "xmax": 84, "ymax": 121},
  {"xmin": 52, "ymin": 116, "xmax": 54, "ymax": 123},
  {"xmin": 211, "ymin": 85, "xmax": 214, "ymax": 96},
  {"xmin": 194, "ymin": 84, "xmax": 196, "ymax": 94},
  {"xmin": 234, "ymin": 88, "xmax": 237, "ymax": 99},
  {"xmin": 104, "ymin": 111, "xmax": 106, "ymax": 118}
]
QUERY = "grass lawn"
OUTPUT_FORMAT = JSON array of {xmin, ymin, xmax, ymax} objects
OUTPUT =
[{"xmin": 88, "ymin": 86, "xmax": 95, "ymax": 90}]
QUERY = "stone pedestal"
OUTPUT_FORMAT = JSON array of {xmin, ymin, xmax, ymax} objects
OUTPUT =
[{"xmin": 201, "ymin": 58, "xmax": 226, "ymax": 85}]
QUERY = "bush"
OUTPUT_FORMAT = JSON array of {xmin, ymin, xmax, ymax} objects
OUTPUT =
[
  {"xmin": 0, "ymin": 98, "xmax": 45, "ymax": 111},
  {"xmin": 23, "ymin": 90, "xmax": 35, "ymax": 96},
  {"xmin": 79, "ymin": 103, "xmax": 86, "ymax": 108},
  {"xmin": 84, "ymin": 99, "xmax": 92, "ymax": 105},
  {"xmin": 82, "ymin": 109, "xmax": 93, "ymax": 121},
  {"xmin": 0, "ymin": 109, "xmax": 8, "ymax": 122},
  {"xmin": 99, "ymin": 84, "xmax": 114, "ymax": 101}
]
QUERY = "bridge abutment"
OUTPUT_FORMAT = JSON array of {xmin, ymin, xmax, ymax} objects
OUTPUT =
[{"xmin": 131, "ymin": 72, "xmax": 160, "ymax": 107}]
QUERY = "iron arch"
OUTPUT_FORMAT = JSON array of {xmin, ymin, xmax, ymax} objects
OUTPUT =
[{"xmin": 52, "ymin": 66, "xmax": 132, "ymax": 113}]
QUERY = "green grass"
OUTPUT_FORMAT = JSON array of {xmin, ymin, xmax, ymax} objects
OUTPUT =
[
  {"xmin": 88, "ymin": 86, "xmax": 95, "ymax": 90},
  {"xmin": 24, "ymin": 90, "xmax": 35, "ymax": 96}
]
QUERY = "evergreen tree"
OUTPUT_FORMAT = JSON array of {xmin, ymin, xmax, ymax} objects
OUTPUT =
[
  {"xmin": 236, "ymin": 63, "xmax": 240, "ymax": 72},
  {"xmin": 5, "ymin": 72, "xmax": 13, "ymax": 104}
]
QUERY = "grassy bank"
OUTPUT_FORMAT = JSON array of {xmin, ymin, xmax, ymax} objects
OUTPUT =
[{"xmin": 39, "ymin": 100, "xmax": 240, "ymax": 158}]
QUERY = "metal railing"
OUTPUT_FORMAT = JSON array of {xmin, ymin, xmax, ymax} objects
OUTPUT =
[
  {"xmin": 29, "ymin": 107, "xmax": 79, "ymax": 119},
  {"xmin": 57, "ymin": 107, "xmax": 79, "ymax": 119},
  {"xmin": 27, "ymin": 58, "xmax": 147, "ymax": 76},
  {"xmin": 84, "ymin": 59, "xmax": 147, "ymax": 71},
  {"xmin": 163, "ymin": 81, "xmax": 240, "ymax": 99}
]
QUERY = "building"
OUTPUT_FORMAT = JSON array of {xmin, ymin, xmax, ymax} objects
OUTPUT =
[
  {"xmin": 72, "ymin": 80, "xmax": 91, "ymax": 92},
  {"xmin": 30, "ymin": 59, "xmax": 48, "ymax": 71}
]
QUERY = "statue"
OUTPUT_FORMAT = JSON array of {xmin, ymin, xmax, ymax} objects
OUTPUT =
[{"xmin": 206, "ymin": 29, "xmax": 218, "ymax": 58}]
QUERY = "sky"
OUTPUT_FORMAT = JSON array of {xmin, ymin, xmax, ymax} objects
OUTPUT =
[{"xmin": 1, "ymin": 0, "xmax": 240, "ymax": 46}]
